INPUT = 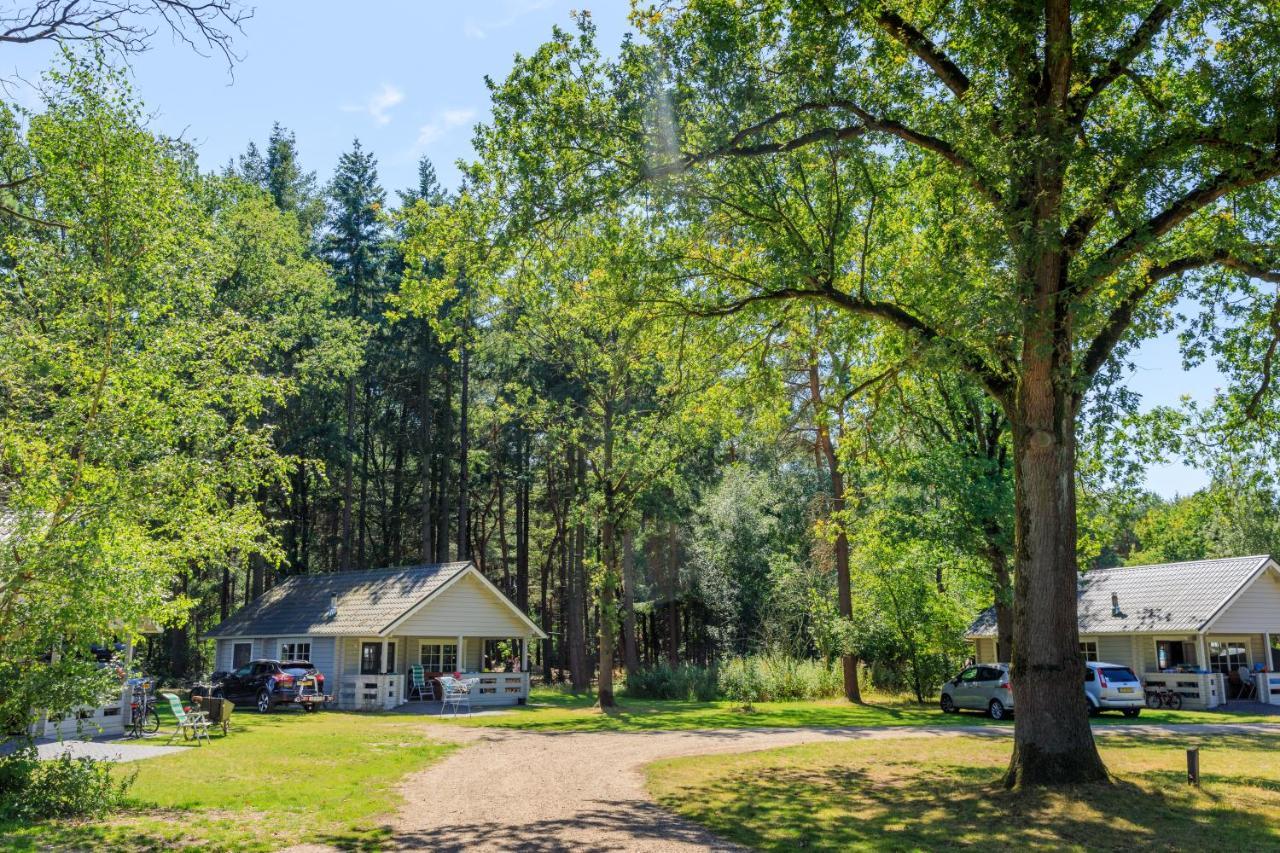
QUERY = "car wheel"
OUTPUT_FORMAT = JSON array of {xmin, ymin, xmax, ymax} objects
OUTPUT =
[
  {"xmin": 256, "ymin": 690, "xmax": 271, "ymax": 713},
  {"xmin": 940, "ymin": 694, "xmax": 957, "ymax": 714},
  {"xmin": 1123, "ymin": 708, "xmax": 1140, "ymax": 718},
  {"xmin": 1085, "ymin": 698, "xmax": 1100, "ymax": 717},
  {"xmin": 988, "ymin": 699, "xmax": 1007, "ymax": 720}
]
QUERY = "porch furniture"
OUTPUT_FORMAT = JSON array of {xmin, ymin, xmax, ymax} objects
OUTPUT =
[
  {"xmin": 438, "ymin": 676, "xmax": 472, "ymax": 716},
  {"xmin": 408, "ymin": 664, "xmax": 428, "ymax": 701},
  {"xmin": 1234, "ymin": 669, "xmax": 1258, "ymax": 700},
  {"xmin": 161, "ymin": 693, "xmax": 211, "ymax": 744}
]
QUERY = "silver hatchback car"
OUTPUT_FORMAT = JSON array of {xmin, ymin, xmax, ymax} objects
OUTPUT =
[
  {"xmin": 940, "ymin": 663, "xmax": 1013, "ymax": 719},
  {"xmin": 1084, "ymin": 661, "xmax": 1143, "ymax": 717}
]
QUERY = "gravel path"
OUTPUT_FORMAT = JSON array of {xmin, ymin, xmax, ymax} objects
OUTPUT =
[
  {"xmin": 32, "ymin": 737, "xmax": 185, "ymax": 762},
  {"xmin": 294, "ymin": 720, "xmax": 1280, "ymax": 853}
]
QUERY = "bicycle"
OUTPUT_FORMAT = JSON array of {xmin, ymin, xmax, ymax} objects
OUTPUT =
[
  {"xmin": 127, "ymin": 681, "xmax": 161, "ymax": 738},
  {"xmin": 1145, "ymin": 686, "xmax": 1183, "ymax": 710}
]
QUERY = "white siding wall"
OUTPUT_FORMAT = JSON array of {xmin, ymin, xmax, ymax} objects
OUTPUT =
[
  {"xmin": 1094, "ymin": 635, "xmax": 1133, "ymax": 667},
  {"xmin": 1210, "ymin": 569, "xmax": 1280, "ymax": 633},
  {"xmin": 395, "ymin": 573, "xmax": 529, "ymax": 637},
  {"xmin": 973, "ymin": 638, "xmax": 996, "ymax": 663}
]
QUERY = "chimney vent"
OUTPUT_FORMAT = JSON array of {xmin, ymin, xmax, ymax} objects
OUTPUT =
[
  {"xmin": 325, "ymin": 594, "xmax": 338, "ymax": 619},
  {"xmin": 1111, "ymin": 592, "xmax": 1122, "ymax": 617}
]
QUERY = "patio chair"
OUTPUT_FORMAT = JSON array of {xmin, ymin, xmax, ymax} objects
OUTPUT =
[
  {"xmin": 160, "ymin": 692, "xmax": 212, "ymax": 744},
  {"xmin": 408, "ymin": 664, "xmax": 428, "ymax": 702},
  {"xmin": 438, "ymin": 676, "xmax": 471, "ymax": 716}
]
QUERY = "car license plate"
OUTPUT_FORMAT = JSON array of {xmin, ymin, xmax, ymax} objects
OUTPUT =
[{"xmin": 1118, "ymin": 687, "xmax": 1134, "ymax": 693}]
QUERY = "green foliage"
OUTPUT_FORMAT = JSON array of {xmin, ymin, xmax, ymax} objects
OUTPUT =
[
  {"xmin": 0, "ymin": 747, "xmax": 132, "ymax": 821},
  {"xmin": 623, "ymin": 656, "xmax": 844, "ymax": 704},
  {"xmin": 0, "ymin": 50, "xmax": 300, "ymax": 734},
  {"xmin": 624, "ymin": 663, "xmax": 719, "ymax": 702}
]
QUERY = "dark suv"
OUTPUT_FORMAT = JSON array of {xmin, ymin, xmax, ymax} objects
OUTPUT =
[{"xmin": 212, "ymin": 659, "xmax": 327, "ymax": 713}]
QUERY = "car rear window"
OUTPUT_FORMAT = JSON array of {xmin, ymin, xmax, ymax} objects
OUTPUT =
[
  {"xmin": 1101, "ymin": 667, "xmax": 1138, "ymax": 682},
  {"xmin": 282, "ymin": 666, "xmax": 313, "ymax": 677}
]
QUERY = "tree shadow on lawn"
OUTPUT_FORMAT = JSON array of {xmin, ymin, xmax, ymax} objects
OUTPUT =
[{"xmin": 659, "ymin": 760, "xmax": 1280, "ymax": 851}]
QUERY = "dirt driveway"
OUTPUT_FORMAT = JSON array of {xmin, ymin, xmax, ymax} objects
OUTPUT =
[{"xmin": 294, "ymin": 721, "xmax": 1280, "ymax": 852}]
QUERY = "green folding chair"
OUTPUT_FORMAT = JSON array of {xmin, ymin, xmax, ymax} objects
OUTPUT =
[{"xmin": 409, "ymin": 664, "xmax": 428, "ymax": 701}]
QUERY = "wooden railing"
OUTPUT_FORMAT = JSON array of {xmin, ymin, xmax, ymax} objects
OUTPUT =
[
  {"xmin": 467, "ymin": 672, "xmax": 529, "ymax": 705},
  {"xmin": 39, "ymin": 686, "xmax": 130, "ymax": 739},
  {"xmin": 1141, "ymin": 672, "xmax": 1224, "ymax": 710},
  {"xmin": 338, "ymin": 674, "xmax": 402, "ymax": 711}
]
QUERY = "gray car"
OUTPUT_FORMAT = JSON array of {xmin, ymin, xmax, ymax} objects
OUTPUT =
[
  {"xmin": 940, "ymin": 663, "xmax": 1013, "ymax": 719},
  {"xmin": 1083, "ymin": 661, "xmax": 1143, "ymax": 717}
]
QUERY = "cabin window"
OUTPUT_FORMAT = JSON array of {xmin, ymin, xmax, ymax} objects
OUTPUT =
[
  {"xmin": 360, "ymin": 642, "xmax": 382, "ymax": 675},
  {"xmin": 232, "ymin": 642, "xmax": 252, "ymax": 669},
  {"xmin": 1079, "ymin": 641, "xmax": 1098, "ymax": 662},
  {"xmin": 419, "ymin": 642, "xmax": 458, "ymax": 672},
  {"xmin": 1207, "ymin": 639, "xmax": 1250, "ymax": 675},
  {"xmin": 279, "ymin": 642, "xmax": 311, "ymax": 661}
]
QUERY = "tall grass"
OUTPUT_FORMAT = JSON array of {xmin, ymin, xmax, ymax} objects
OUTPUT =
[{"xmin": 623, "ymin": 655, "xmax": 844, "ymax": 703}]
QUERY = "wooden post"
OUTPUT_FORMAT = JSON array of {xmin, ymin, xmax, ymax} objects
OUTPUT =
[
  {"xmin": 521, "ymin": 637, "xmax": 529, "ymax": 673},
  {"xmin": 1186, "ymin": 747, "xmax": 1200, "ymax": 786},
  {"xmin": 1265, "ymin": 633, "xmax": 1273, "ymax": 669},
  {"xmin": 457, "ymin": 635, "xmax": 465, "ymax": 674},
  {"xmin": 1196, "ymin": 634, "xmax": 1209, "ymax": 671}
]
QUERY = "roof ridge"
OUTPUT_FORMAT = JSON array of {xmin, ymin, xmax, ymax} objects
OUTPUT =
[{"xmin": 1088, "ymin": 554, "xmax": 1270, "ymax": 573}]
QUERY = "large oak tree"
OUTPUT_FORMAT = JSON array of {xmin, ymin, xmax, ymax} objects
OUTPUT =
[{"xmin": 475, "ymin": 0, "xmax": 1280, "ymax": 785}]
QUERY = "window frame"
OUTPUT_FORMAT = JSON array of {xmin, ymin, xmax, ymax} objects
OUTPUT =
[
  {"xmin": 1207, "ymin": 637, "xmax": 1251, "ymax": 675},
  {"xmin": 360, "ymin": 642, "xmax": 383, "ymax": 675},
  {"xmin": 1079, "ymin": 641, "xmax": 1099, "ymax": 662},
  {"xmin": 279, "ymin": 641, "xmax": 312, "ymax": 662},
  {"xmin": 231, "ymin": 642, "xmax": 252, "ymax": 669},
  {"xmin": 418, "ymin": 641, "xmax": 458, "ymax": 673}
]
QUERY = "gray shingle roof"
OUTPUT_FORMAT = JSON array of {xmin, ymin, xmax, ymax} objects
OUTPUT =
[
  {"xmin": 205, "ymin": 562, "xmax": 472, "ymax": 638},
  {"xmin": 966, "ymin": 555, "xmax": 1273, "ymax": 637}
]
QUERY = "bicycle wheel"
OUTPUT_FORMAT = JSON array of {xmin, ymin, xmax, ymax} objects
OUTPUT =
[
  {"xmin": 1146, "ymin": 692, "xmax": 1162, "ymax": 709},
  {"xmin": 142, "ymin": 707, "xmax": 161, "ymax": 734},
  {"xmin": 1168, "ymin": 692, "xmax": 1182, "ymax": 711}
]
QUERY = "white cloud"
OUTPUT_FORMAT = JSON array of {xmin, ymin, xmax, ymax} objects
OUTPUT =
[
  {"xmin": 343, "ymin": 83, "xmax": 405, "ymax": 126},
  {"xmin": 464, "ymin": 0, "xmax": 553, "ymax": 40},
  {"xmin": 416, "ymin": 108, "xmax": 477, "ymax": 148}
]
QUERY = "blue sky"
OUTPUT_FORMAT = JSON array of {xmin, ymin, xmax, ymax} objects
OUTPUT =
[{"xmin": 3, "ymin": 1, "xmax": 1216, "ymax": 498}]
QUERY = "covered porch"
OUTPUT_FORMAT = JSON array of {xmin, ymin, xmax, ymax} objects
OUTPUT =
[{"xmin": 331, "ymin": 565, "xmax": 546, "ymax": 711}]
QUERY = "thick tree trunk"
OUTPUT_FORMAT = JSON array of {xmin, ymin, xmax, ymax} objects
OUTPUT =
[
  {"xmin": 1005, "ymin": 251, "xmax": 1108, "ymax": 787},
  {"xmin": 516, "ymin": 428, "xmax": 530, "ymax": 612},
  {"xmin": 620, "ymin": 530, "xmax": 640, "ymax": 676}
]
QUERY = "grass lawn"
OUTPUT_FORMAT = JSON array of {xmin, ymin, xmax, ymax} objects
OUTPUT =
[
  {"xmin": 430, "ymin": 685, "xmax": 1279, "ymax": 732},
  {"xmin": 1, "ymin": 710, "xmax": 455, "ymax": 852},
  {"xmin": 647, "ymin": 731, "xmax": 1280, "ymax": 851}
]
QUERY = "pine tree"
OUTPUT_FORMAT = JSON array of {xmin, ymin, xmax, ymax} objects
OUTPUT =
[{"xmin": 324, "ymin": 139, "xmax": 386, "ymax": 570}]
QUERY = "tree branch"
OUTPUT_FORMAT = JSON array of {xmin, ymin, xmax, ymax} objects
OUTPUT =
[
  {"xmin": 1080, "ymin": 250, "xmax": 1280, "ymax": 379},
  {"xmin": 1073, "ymin": 157, "xmax": 1280, "ymax": 295},
  {"xmin": 684, "ymin": 284, "xmax": 1013, "ymax": 400},
  {"xmin": 875, "ymin": 9, "xmax": 971, "ymax": 99},
  {"xmin": 1070, "ymin": 1, "xmax": 1177, "ymax": 123},
  {"xmin": 646, "ymin": 98, "xmax": 1004, "ymax": 210}
]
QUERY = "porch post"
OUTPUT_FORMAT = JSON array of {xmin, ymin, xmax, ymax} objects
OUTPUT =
[
  {"xmin": 1196, "ymin": 633, "xmax": 1209, "ymax": 671},
  {"xmin": 521, "ymin": 637, "xmax": 529, "ymax": 672},
  {"xmin": 457, "ymin": 635, "xmax": 465, "ymax": 673},
  {"xmin": 1266, "ymin": 633, "xmax": 1273, "ymax": 669}
]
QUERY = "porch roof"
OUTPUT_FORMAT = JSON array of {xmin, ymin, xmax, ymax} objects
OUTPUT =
[{"xmin": 966, "ymin": 555, "xmax": 1275, "ymax": 638}]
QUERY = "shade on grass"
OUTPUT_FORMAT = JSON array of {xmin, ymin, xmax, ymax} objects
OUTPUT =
[
  {"xmin": 1, "ymin": 711, "xmax": 455, "ymax": 852},
  {"xmin": 432, "ymin": 686, "xmax": 1279, "ymax": 733},
  {"xmin": 646, "ymin": 732, "xmax": 1280, "ymax": 851}
]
